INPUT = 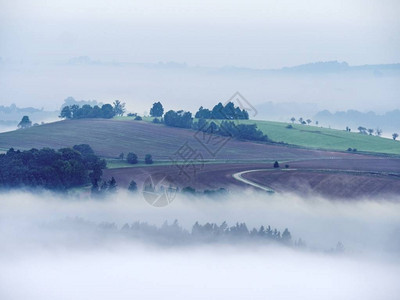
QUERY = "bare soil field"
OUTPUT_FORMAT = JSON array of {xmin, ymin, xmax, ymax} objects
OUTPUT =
[
  {"xmin": 103, "ymin": 163, "xmax": 267, "ymax": 191},
  {"xmin": 242, "ymin": 170, "xmax": 400, "ymax": 199},
  {"xmin": 103, "ymin": 157, "xmax": 400, "ymax": 199},
  {"xmin": 288, "ymin": 158, "xmax": 400, "ymax": 173}
]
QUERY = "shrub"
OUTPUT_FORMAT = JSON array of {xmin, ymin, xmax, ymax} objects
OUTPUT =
[
  {"xmin": 273, "ymin": 161, "xmax": 280, "ymax": 168},
  {"xmin": 286, "ymin": 124, "xmax": 293, "ymax": 129},
  {"xmin": 219, "ymin": 121, "xmax": 268, "ymax": 142},
  {"xmin": 126, "ymin": 152, "xmax": 138, "ymax": 164},
  {"xmin": 203, "ymin": 188, "xmax": 227, "ymax": 196},
  {"xmin": 128, "ymin": 180, "xmax": 137, "ymax": 192},
  {"xmin": 164, "ymin": 110, "xmax": 193, "ymax": 128},
  {"xmin": 285, "ymin": 164, "xmax": 289, "ymax": 168},
  {"xmin": 145, "ymin": 154, "xmax": 153, "ymax": 164},
  {"xmin": 134, "ymin": 116, "xmax": 142, "ymax": 121},
  {"xmin": 152, "ymin": 118, "xmax": 161, "ymax": 124},
  {"xmin": 182, "ymin": 186, "xmax": 196, "ymax": 194}
]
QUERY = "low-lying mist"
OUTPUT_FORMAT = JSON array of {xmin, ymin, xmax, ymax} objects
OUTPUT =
[{"xmin": 0, "ymin": 190, "xmax": 399, "ymax": 299}]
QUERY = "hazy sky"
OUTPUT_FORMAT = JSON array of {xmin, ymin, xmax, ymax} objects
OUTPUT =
[
  {"xmin": 1, "ymin": 0, "xmax": 399, "ymax": 68},
  {"xmin": 0, "ymin": 0, "xmax": 399, "ymax": 113}
]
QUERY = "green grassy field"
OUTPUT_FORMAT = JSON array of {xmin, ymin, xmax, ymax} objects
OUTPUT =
[
  {"xmin": 131, "ymin": 116, "xmax": 400, "ymax": 156},
  {"xmin": 239, "ymin": 119, "xmax": 400, "ymax": 155}
]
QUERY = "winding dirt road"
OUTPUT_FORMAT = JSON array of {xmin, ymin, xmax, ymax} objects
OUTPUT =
[{"xmin": 232, "ymin": 169, "xmax": 275, "ymax": 193}]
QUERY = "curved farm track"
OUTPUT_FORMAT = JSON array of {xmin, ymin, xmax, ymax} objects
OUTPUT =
[
  {"xmin": 240, "ymin": 168, "xmax": 400, "ymax": 199},
  {"xmin": 104, "ymin": 157, "xmax": 400, "ymax": 200}
]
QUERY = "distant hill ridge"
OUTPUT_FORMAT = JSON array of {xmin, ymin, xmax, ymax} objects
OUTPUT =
[
  {"xmin": 64, "ymin": 57, "xmax": 400, "ymax": 74},
  {"xmin": 314, "ymin": 109, "xmax": 400, "ymax": 133}
]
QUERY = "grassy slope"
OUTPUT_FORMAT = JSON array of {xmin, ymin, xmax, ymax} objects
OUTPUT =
[
  {"xmin": 0, "ymin": 117, "xmax": 398, "ymax": 159},
  {"xmin": 241, "ymin": 119, "xmax": 400, "ymax": 155},
  {"xmin": 135, "ymin": 116, "xmax": 400, "ymax": 155},
  {"xmin": 0, "ymin": 118, "xmax": 340, "ymax": 162}
]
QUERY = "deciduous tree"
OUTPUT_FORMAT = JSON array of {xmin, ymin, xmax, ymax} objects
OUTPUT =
[{"xmin": 18, "ymin": 116, "xmax": 32, "ymax": 129}]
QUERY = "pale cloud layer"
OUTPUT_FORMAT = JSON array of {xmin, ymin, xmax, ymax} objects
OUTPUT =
[{"xmin": 0, "ymin": 191, "xmax": 399, "ymax": 299}]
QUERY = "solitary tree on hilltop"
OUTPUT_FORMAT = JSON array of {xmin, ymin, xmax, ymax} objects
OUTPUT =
[
  {"xmin": 290, "ymin": 117, "xmax": 296, "ymax": 124},
  {"xmin": 113, "ymin": 100, "xmax": 126, "ymax": 116},
  {"xmin": 367, "ymin": 128, "xmax": 374, "ymax": 135},
  {"xmin": 393, "ymin": 133, "xmax": 399, "ymax": 140},
  {"xmin": 306, "ymin": 119, "xmax": 312, "ymax": 125},
  {"xmin": 18, "ymin": 116, "xmax": 32, "ymax": 129},
  {"xmin": 150, "ymin": 102, "xmax": 164, "ymax": 117}
]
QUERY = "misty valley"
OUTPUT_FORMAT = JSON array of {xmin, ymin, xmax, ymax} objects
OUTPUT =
[
  {"xmin": 0, "ymin": 99, "xmax": 399, "ymax": 300},
  {"xmin": 1, "ymin": 1, "xmax": 400, "ymax": 299}
]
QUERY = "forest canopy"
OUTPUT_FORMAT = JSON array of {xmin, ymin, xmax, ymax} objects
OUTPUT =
[{"xmin": 0, "ymin": 144, "xmax": 106, "ymax": 190}]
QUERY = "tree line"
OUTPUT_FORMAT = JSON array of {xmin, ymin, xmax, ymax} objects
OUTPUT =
[
  {"xmin": 101, "ymin": 219, "xmax": 294, "ymax": 246},
  {"xmin": 290, "ymin": 116, "xmax": 399, "ymax": 141},
  {"xmin": 195, "ymin": 102, "xmax": 249, "ymax": 119},
  {"xmin": 59, "ymin": 100, "xmax": 126, "ymax": 120},
  {"xmin": 117, "ymin": 152, "xmax": 153, "ymax": 164},
  {"xmin": 0, "ymin": 144, "xmax": 106, "ymax": 190},
  {"xmin": 149, "ymin": 102, "xmax": 268, "ymax": 142}
]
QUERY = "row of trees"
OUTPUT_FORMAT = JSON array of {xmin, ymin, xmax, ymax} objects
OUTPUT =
[
  {"xmin": 356, "ymin": 126, "xmax": 382, "ymax": 136},
  {"xmin": 194, "ymin": 119, "xmax": 269, "ymax": 142},
  {"xmin": 55, "ymin": 218, "xmax": 347, "ymax": 252},
  {"xmin": 162, "ymin": 109, "xmax": 268, "ymax": 142},
  {"xmin": 59, "ymin": 100, "xmax": 126, "ymax": 120},
  {"xmin": 119, "ymin": 152, "xmax": 153, "ymax": 164},
  {"xmin": 195, "ymin": 102, "xmax": 249, "ymax": 120},
  {"xmin": 356, "ymin": 127, "xmax": 398, "ymax": 140},
  {"xmin": 289, "ymin": 117, "xmax": 399, "ymax": 140},
  {"xmin": 117, "ymin": 220, "xmax": 293, "ymax": 245},
  {"xmin": 148, "ymin": 101, "xmax": 249, "ymax": 120},
  {"xmin": 0, "ymin": 144, "xmax": 106, "ymax": 190},
  {"xmin": 290, "ymin": 117, "xmax": 317, "ymax": 125},
  {"xmin": 91, "ymin": 176, "xmax": 117, "ymax": 196}
]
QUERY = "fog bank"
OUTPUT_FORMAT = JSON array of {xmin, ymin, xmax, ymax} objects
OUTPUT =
[{"xmin": 0, "ymin": 191, "xmax": 399, "ymax": 299}]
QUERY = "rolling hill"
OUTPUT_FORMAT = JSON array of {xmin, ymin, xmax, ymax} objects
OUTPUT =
[
  {"xmin": 0, "ymin": 118, "xmax": 398, "ymax": 161},
  {"xmin": 1, "ymin": 117, "xmax": 399, "ymax": 198}
]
